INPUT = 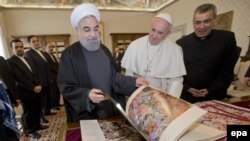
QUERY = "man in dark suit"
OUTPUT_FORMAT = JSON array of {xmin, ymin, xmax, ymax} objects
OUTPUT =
[
  {"xmin": 24, "ymin": 35, "xmax": 55, "ymax": 124},
  {"xmin": 8, "ymin": 39, "xmax": 49, "ymax": 139},
  {"xmin": 0, "ymin": 56, "xmax": 20, "ymax": 141},
  {"xmin": 43, "ymin": 42, "xmax": 61, "ymax": 110},
  {"xmin": 176, "ymin": 3, "xmax": 239, "ymax": 103},
  {"xmin": 0, "ymin": 56, "xmax": 20, "ymax": 107},
  {"xmin": 244, "ymin": 66, "xmax": 250, "ymax": 87}
]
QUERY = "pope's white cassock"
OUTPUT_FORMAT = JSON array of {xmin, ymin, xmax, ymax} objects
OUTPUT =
[{"xmin": 121, "ymin": 35, "xmax": 186, "ymax": 97}]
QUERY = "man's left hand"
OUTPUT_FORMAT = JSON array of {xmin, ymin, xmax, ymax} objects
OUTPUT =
[
  {"xmin": 193, "ymin": 89, "xmax": 208, "ymax": 97},
  {"xmin": 135, "ymin": 77, "xmax": 149, "ymax": 87},
  {"xmin": 244, "ymin": 77, "xmax": 250, "ymax": 87}
]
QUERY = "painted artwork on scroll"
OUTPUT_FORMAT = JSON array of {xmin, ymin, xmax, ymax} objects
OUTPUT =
[{"xmin": 126, "ymin": 86, "xmax": 207, "ymax": 141}]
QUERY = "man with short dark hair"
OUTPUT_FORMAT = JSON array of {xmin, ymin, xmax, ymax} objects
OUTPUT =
[
  {"xmin": 25, "ymin": 35, "xmax": 55, "ymax": 124},
  {"xmin": 176, "ymin": 3, "xmax": 240, "ymax": 103},
  {"xmin": 8, "ymin": 39, "xmax": 45, "ymax": 139}
]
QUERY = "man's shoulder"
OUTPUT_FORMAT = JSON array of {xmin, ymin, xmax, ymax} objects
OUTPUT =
[
  {"xmin": 176, "ymin": 33, "xmax": 193, "ymax": 44},
  {"xmin": 62, "ymin": 42, "xmax": 80, "ymax": 53},
  {"xmin": 128, "ymin": 35, "xmax": 147, "ymax": 50},
  {"xmin": 42, "ymin": 51, "xmax": 49, "ymax": 57},
  {"xmin": 0, "ymin": 56, "xmax": 5, "ymax": 64},
  {"xmin": 213, "ymin": 29, "xmax": 234, "ymax": 36},
  {"xmin": 7, "ymin": 55, "xmax": 15, "ymax": 61},
  {"xmin": 0, "ymin": 56, "xmax": 7, "ymax": 66},
  {"xmin": 132, "ymin": 35, "xmax": 147, "ymax": 43},
  {"xmin": 25, "ymin": 48, "xmax": 34, "ymax": 55},
  {"xmin": 7, "ymin": 56, "xmax": 19, "ymax": 66},
  {"xmin": 0, "ymin": 56, "xmax": 4, "ymax": 60}
]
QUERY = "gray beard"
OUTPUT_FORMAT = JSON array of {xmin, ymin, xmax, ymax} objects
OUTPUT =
[{"xmin": 80, "ymin": 39, "xmax": 101, "ymax": 51}]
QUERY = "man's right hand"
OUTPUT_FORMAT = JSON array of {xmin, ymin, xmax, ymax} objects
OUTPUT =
[
  {"xmin": 188, "ymin": 88, "xmax": 207, "ymax": 97},
  {"xmin": 188, "ymin": 88, "xmax": 200, "ymax": 95},
  {"xmin": 136, "ymin": 77, "xmax": 149, "ymax": 87},
  {"xmin": 88, "ymin": 89, "xmax": 107, "ymax": 103}
]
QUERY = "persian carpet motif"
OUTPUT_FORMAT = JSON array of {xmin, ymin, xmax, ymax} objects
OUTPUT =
[{"xmin": 196, "ymin": 100, "xmax": 250, "ymax": 131}]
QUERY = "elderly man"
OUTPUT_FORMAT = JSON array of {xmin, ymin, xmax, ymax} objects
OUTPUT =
[
  {"xmin": 121, "ymin": 13, "xmax": 186, "ymax": 97},
  {"xmin": 57, "ymin": 3, "xmax": 147, "ymax": 122}
]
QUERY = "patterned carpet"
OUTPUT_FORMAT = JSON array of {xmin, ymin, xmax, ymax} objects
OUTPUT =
[
  {"xmin": 196, "ymin": 100, "xmax": 250, "ymax": 131},
  {"xmin": 20, "ymin": 108, "xmax": 66, "ymax": 141}
]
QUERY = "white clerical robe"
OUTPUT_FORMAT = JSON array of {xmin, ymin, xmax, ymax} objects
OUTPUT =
[{"xmin": 121, "ymin": 35, "xmax": 186, "ymax": 97}]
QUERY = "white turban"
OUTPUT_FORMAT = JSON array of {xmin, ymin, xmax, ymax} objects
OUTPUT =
[
  {"xmin": 155, "ymin": 13, "xmax": 172, "ymax": 25},
  {"xmin": 70, "ymin": 3, "xmax": 100, "ymax": 29}
]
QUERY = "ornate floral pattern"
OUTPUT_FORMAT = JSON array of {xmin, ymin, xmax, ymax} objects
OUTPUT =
[
  {"xmin": 196, "ymin": 100, "xmax": 250, "ymax": 131},
  {"xmin": 128, "ymin": 87, "xmax": 191, "ymax": 141}
]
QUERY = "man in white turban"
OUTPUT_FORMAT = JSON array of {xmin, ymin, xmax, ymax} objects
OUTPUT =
[
  {"xmin": 121, "ymin": 13, "xmax": 186, "ymax": 97},
  {"xmin": 70, "ymin": 3, "xmax": 100, "ymax": 29},
  {"xmin": 57, "ymin": 3, "xmax": 148, "ymax": 122}
]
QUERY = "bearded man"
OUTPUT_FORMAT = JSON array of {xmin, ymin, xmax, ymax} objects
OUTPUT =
[{"xmin": 57, "ymin": 3, "xmax": 148, "ymax": 122}]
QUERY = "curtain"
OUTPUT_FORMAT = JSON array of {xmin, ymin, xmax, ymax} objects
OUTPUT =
[{"xmin": 0, "ymin": 26, "xmax": 10, "ymax": 58}]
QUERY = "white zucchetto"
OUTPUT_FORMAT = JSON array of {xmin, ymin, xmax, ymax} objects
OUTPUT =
[
  {"xmin": 155, "ymin": 13, "xmax": 172, "ymax": 25},
  {"xmin": 70, "ymin": 3, "xmax": 100, "ymax": 29}
]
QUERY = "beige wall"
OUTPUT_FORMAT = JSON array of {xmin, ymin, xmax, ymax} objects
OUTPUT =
[
  {"xmin": 1, "ymin": 0, "xmax": 250, "ymax": 58},
  {"xmin": 2, "ymin": 8, "xmax": 153, "ymax": 56},
  {"xmin": 101, "ymin": 11, "xmax": 154, "ymax": 47},
  {"xmin": 0, "ymin": 9, "xmax": 4, "ymax": 30},
  {"xmin": 0, "ymin": 8, "xmax": 10, "ymax": 57},
  {"xmin": 159, "ymin": 0, "xmax": 250, "ymax": 56}
]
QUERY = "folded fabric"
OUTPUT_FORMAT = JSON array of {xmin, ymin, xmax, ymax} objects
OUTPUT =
[{"xmin": 0, "ymin": 84, "xmax": 19, "ymax": 136}]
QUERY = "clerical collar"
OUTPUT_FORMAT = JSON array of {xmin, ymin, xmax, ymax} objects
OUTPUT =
[{"xmin": 193, "ymin": 30, "xmax": 214, "ymax": 40}]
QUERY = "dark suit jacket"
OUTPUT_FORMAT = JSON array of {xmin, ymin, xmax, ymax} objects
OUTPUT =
[
  {"xmin": 43, "ymin": 52, "xmax": 59, "ymax": 81},
  {"xmin": 245, "ymin": 66, "xmax": 250, "ymax": 77},
  {"xmin": 0, "ymin": 56, "xmax": 19, "ymax": 105},
  {"xmin": 7, "ymin": 55, "xmax": 41, "ymax": 100},
  {"xmin": 176, "ymin": 30, "xmax": 239, "ymax": 103},
  {"xmin": 24, "ymin": 49, "xmax": 50, "ymax": 86}
]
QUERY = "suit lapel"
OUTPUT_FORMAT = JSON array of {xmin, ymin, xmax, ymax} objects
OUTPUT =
[{"xmin": 14, "ymin": 56, "xmax": 33, "ymax": 73}]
